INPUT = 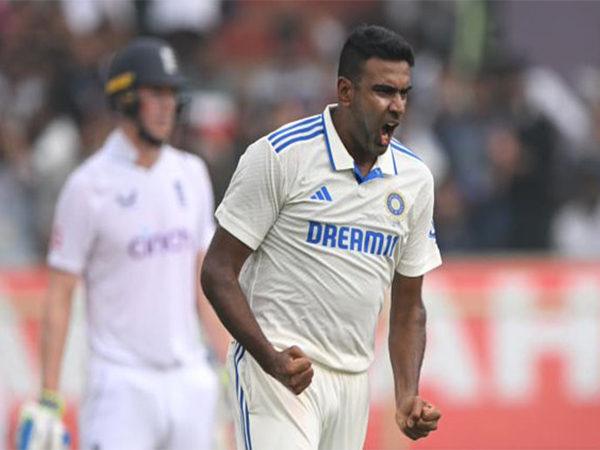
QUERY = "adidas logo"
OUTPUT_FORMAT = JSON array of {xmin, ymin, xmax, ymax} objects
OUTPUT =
[{"xmin": 310, "ymin": 186, "xmax": 332, "ymax": 202}]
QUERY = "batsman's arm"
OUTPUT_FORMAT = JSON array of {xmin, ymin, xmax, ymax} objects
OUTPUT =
[
  {"xmin": 201, "ymin": 226, "xmax": 313, "ymax": 395},
  {"xmin": 41, "ymin": 268, "xmax": 78, "ymax": 392},
  {"xmin": 15, "ymin": 269, "xmax": 76, "ymax": 449}
]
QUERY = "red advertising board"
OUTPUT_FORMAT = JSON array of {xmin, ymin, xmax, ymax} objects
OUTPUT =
[
  {"xmin": 366, "ymin": 259, "xmax": 600, "ymax": 449},
  {"xmin": 2, "ymin": 260, "xmax": 600, "ymax": 449}
]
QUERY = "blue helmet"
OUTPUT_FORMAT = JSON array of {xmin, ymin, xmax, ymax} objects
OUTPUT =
[{"xmin": 105, "ymin": 37, "xmax": 186, "ymax": 116}]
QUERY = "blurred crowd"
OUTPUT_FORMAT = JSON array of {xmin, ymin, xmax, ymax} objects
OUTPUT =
[{"xmin": 1, "ymin": 0, "xmax": 600, "ymax": 267}]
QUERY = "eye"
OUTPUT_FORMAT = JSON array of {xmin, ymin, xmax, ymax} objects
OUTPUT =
[
  {"xmin": 400, "ymin": 87, "xmax": 412, "ymax": 100},
  {"xmin": 372, "ymin": 85, "xmax": 397, "ymax": 99},
  {"xmin": 373, "ymin": 85, "xmax": 394, "ymax": 94}
]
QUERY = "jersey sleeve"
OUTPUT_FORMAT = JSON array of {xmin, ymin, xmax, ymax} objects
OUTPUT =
[
  {"xmin": 195, "ymin": 157, "xmax": 216, "ymax": 252},
  {"xmin": 215, "ymin": 138, "xmax": 286, "ymax": 250},
  {"xmin": 396, "ymin": 174, "xmax": 442, "ymax": 277},
  {"xmin": 47, "ymin": 172, "xmax": 96, "ymax": 275}
]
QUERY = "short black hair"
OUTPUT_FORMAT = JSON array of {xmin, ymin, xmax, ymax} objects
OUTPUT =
[{"xmin": 338, "ymin": 25, "xmax": 415, "ymax": 82}]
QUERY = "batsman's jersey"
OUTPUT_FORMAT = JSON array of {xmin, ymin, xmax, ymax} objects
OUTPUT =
[
  {"xmin": 217, "ymin": 105, "xmax": 441, "ymax": 373},
  {"xmin": 48, "ymin": 130, "xmax": 215, "ymax": 367}
]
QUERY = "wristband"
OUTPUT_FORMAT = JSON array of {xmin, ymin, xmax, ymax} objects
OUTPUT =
[{"xmin": 39, "ymin": 390, "xmax": 65, "ymax": 418}]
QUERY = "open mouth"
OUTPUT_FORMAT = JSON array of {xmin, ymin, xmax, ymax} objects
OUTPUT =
[{"xmin": 380, "ymin": 122, "xmax": 398, "ymax": 146}]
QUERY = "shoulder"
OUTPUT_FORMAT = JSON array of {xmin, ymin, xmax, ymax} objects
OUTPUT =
[
  {"xmin": 65, "ymin": 137, "xmax": 143, "ymax": 195},
  {"xmin": 164, "ymin": 146, "xmax": 211, "ymax": 179},
  {"xmin": 56, "ymin": 151, "xmax": 114, "ymax": 210},
  {"xmin": 390, "ymin": 138, "xmax": 434, "ymax": 184},
  {"xmin": 263, "ymin": 113, "xmax": 325, "ymax": 155},
  {"xmin": 62, "ymin": 151, "xmax": 105, "ymax": 193},
  {"xmin": 390, "ymin": 138, "xmax": 426, "ymax": 167}
]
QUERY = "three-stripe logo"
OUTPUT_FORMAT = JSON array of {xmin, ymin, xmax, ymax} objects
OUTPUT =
[
  {"xmin": 267, "ymin": 115, "xmax": 324, "ymax": 154},
  {"xmin": 311, "ymin": 186, "xmax": 332, "ymax": 202}
]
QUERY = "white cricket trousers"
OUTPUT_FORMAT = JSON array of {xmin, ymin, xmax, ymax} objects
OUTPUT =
[
  {"xmin": 80, "ymin": 354, "xmax": 219, "ymax": 450},
  {"xmin": 227, "ymin": 341, "xmax": 370, "ymax": 450}
]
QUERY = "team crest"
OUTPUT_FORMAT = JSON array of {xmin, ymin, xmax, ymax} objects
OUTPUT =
[
  {"xmin": 386, "ymin": 192, "xmax": 406, "ymax": 219},
  {"xmin": 160, "ymin": 46, "xmax": 178, "ymax": 74},
  {"xmin": 116, "ymin": 190, "xmax": 137, "ymax": 208},
  {"xmin": 174, "ymin": 180, "xmax": 186, "ymax": 207}
]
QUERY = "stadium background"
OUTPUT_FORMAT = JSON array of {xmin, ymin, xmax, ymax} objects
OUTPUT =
[{"xmin": 1, "ymin": 1, "xmax": 599, "ymax": 449}]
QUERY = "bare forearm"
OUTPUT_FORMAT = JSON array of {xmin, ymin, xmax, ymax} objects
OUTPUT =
[
  {"xmin": 200, "ymin": 228, "xmax": 313, "ymax": 395},
  {"xmin": 196, "ymin": 253, "xmax": 231, "ymax": 363},
  {"xmin": 41, "ymin": 272, "xmax": 76, "ymax": 391},
  {"xmin": 201, "ymin": 263, "xmax": 277, "ymax": 372},
  {"xmin": 197, "ymin": 295, "xmax": 232, "ymax": 363},
  {"xmin": 389, "ymin": 299, "xmax": 426, "ymax": 399}
]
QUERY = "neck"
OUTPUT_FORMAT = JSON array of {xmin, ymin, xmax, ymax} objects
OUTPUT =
[
  {"xmin": 331, "ymin": 106, "xmax": 377, "ymax": 177},
  {"xmin": 120, "ymin": 121, "xmax": 162, "ymax": 169}
]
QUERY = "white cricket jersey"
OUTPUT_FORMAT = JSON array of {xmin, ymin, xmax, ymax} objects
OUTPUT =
[
  {"xmin": 48, "ymin": 130, "xmax": 215, "ymax": 368},
  {"xmin": 216, "ymin": 104, "xmax": 442, "ymax": 372}
]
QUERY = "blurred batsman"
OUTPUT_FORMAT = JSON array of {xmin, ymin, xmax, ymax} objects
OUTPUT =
[
  {"xmin": 202, "ymin": 24, "xmax": 443, "ymax": 449},
  {"xmin": 17, "ymin": 37, "xmax": 222, "ymax": 450}
]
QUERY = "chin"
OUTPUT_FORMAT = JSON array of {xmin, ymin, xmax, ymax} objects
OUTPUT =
[{"xmin": 154, "ymin": 129, "xmax": 172, "ymax": 141}]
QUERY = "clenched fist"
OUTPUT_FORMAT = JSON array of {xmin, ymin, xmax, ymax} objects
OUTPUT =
[
  {"xmin": 266, "ymin": 345, "xmax": 314, "ymax": 395},
  {"xmin": 396, "ymin": 395, "xmax": 441, "ymax": 441}
]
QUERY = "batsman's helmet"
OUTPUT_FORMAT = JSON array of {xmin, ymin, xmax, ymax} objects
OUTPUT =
[{"xmin": 104, "ymin": 37, "xmax": 186, "ymax": 117}]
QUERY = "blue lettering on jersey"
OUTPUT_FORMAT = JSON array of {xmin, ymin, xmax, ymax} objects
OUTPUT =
[
  {"xmin": 323, "ymin": 224, "xmax": 337, "ymax": 247},
  {"xmin": 350, "ymin": 228, "xmax": 363, "ymax": 251},
  {"xmin": 338, "ymin": 226, "xmax": 349, "ymax": 249},
  {"xmin": 306, "ymin": 221, "xmax": 399, "ymax": 257},
  {"xmin": 365, "ymin": 231, "xmax": 385, "ymax": 255}
]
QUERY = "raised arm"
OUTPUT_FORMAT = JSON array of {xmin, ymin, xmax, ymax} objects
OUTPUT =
[
  {"xmin": 389, "ymin": 272, "xmax": 441, "ymax": 440},
  {"xmin": 201, "ymin": 226, "xmax": 313, "ymax": 394}
]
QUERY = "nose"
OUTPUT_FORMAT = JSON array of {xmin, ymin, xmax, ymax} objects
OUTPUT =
[
  {"xmin": 389, "ymin": 94, "xmax": 405, "ymax": 116},
  {"xmin": 160, "ymin": 92, "xmax": 177, "ymax": 109}
]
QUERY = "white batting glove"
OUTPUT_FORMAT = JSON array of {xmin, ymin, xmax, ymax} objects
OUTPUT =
[{"xmin": 16, "ymin": 390, "xmax": 70, "ymax": 450}]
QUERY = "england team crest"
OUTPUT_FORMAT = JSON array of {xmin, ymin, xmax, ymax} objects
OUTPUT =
[{"xmin": 386, "ymin": 192, "xmax": 406, "ymax": 220}]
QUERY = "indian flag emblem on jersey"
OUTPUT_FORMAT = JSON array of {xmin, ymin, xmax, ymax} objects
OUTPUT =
[{"xmin": 386, "ymin": 192, "xmax": 406, "ymax": 219}]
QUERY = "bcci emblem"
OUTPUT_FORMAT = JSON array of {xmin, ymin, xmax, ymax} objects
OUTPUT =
[{"xmin": 386, "ymin": 192, "xmax": 406, "ymax": 219}]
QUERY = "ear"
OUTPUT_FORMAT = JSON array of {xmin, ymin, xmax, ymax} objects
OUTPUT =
[{"xmin": 337, "ymin": 77, "xmax": 355, "ymax": 108}]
